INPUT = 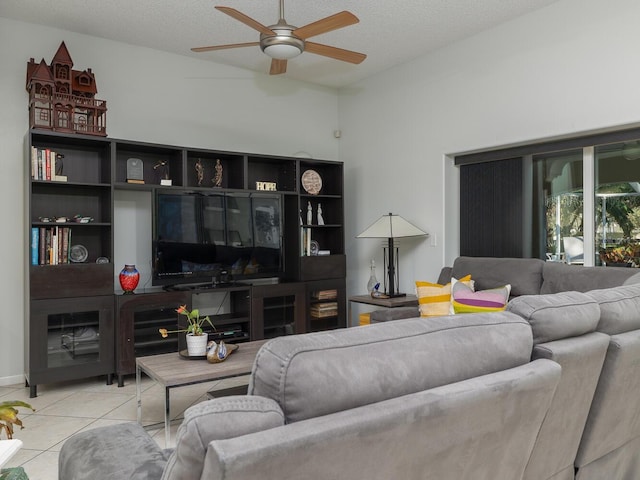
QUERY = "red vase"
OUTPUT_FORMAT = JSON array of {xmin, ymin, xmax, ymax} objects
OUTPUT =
[{"xmin": 119, "ymin": 264, "xmax": 140, "ymax": 294}]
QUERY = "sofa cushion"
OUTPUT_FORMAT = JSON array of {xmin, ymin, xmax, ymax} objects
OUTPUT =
[
  {"xmin": 249, "ymin": 311, "xmax": 533, "ymax": 423},
  {"xmin": 586, "ymin": 283, "xmax": 640, "ymax": 335},
  {"xmin": 451, "ymin": 256, "xmax": 544, "ymax": 296},
  {"xmin": 415, "ymin": 280, "xmax": 451, "ymax": 317},
  {"xmin": 541, "ymin": 262, "xmax": 638, "ymax": 294},
  {"xmin": 507, "ymin": 291, "xmax": 600, "ymax": 344},
  {"xmin": 415, "ymin": 274, "xmax": 472, "ymax": 317},
  {"xmin": 451, "ymin": 279, "xmax": 510, "ymax": 313},
  {"xmin": 161, "ymin": 396, "xmax": 284, "ymax": 480}
]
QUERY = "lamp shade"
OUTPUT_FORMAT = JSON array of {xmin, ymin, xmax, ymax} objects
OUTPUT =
[{"xmin": 357, "ymin": 213, "xmax": 427, "ymax": 239}]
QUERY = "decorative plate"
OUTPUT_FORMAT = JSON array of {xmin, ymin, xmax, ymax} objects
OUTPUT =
[
  {"xmin": 310, "ymin": 240, "xmax": 320, "ymax": 255},
  {"xmin": 301, "ymin": 169, "xmax": 322, "ymax": 195},
  {"xmin": 69, "ymin": 244, "xmax": 88, "ymax": 263}
]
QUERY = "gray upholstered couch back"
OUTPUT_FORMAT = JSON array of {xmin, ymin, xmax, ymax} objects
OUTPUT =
[
  {"xmin": 445, "ymin": 256, "xmax": 639, "ymax": 296},
  {"xmin": 203, "ymin": 312, "xmax": 560, "ymax": 480}
]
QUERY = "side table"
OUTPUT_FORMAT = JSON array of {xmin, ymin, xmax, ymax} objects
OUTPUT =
[{"xmin": 348, "ymin": 294, "xmax": 418, "ymax": 326}]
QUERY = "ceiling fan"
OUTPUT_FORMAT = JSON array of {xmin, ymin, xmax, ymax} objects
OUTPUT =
[{"xmin": 191, "ymin": 0, "xmax": 366, "ymax": 75}]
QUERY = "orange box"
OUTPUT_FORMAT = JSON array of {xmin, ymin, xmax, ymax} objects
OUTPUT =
[{"xmin": 359, "ymin": 313, "xmax": 371, "ymax": 326}]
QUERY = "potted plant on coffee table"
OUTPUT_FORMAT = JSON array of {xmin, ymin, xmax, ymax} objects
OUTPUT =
[{"xmin": 159, "ymin": 305, "xmax": 214, "ymax": 357}]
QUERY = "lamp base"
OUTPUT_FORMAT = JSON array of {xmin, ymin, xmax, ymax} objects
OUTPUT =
[{"xmin": 372, "ymin": 291, "xmax": 407, "ymax": 299}]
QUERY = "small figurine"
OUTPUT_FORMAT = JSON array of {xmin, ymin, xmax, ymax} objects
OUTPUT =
[
  {"xmin": 195, "ymin": 159, "xmax": 204, "ymax": 186},
  {"xmin": 55, "ymin": 153, "xmax": 64, "ymax": 176},
  {"xmin": 213, "ymin": 159, "xmax": 223, "ymax": 187},
  {"xmin": 317, "ymin": 203, "xmax": 325, "ymax": 226},
  {"xmin": 307, "ymin": 201, "xmax": 313, "ymax": 225},
  {"xmin": 154, "ymin": 160, "xmax": 170, "ymax": 180}
]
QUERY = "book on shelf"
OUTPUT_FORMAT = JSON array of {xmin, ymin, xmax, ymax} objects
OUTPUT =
[
  {"xmin": 34, "ymin": 226, "xmax": 72, "ymax": 265},
  {"xmin": 31, "ymin": 227, "xmax": 39, "ymax": 265},
  {"xmin": 30, "ymin": 147, "xmax": 67, "ymax": 181},
  {"xmin": 301, "ymin": 227, "xmax": 312, "ymax": 256},
  {"xmin": 312, "ymin": 289, "xmax": 338, "ymax": 300},
  {"xmin": 310, "ymin": 301, "xmax": 338, "ymax": 318}
]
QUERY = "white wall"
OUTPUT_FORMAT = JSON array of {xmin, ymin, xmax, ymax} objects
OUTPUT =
[
  {"xmin": 340, "ymin": 0, "xmax": 640, "ymax": 315},
  {"xmin": 0, "ymin": 17, "xmax": 340, "ymax": 383}
]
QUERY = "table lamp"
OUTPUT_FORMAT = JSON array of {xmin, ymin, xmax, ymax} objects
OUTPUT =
[{"xmin": 357, "ymin": 213, "xmax": 427, "ymax": 297}]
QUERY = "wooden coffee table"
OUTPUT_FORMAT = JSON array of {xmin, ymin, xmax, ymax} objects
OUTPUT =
[{"xmin": 136, "ymin": 339, "xmax": 268, "ymax": 445}]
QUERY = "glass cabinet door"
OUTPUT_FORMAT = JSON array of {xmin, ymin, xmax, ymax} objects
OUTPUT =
[
  {"xmin": 28, "ymin": 295, "xmax": 114, "ymax": 397},
  {"xmin": 48, "ymin": 310, "xmax": 101, "ymax": 368}
]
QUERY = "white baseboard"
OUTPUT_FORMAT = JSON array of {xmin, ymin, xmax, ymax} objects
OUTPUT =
[{"xmin": 0, "ymin": 375, "xmax": 25, "ymax": 387}]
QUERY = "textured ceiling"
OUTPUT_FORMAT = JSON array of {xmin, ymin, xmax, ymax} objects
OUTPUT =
[{"xmin": 0, "ymin": 0, "xmax": 561, "ymax": 88}]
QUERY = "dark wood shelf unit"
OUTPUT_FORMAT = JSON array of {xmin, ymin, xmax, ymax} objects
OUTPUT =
[
  {"xmin": 186, "ymin": 149, "xmax": 245, "ymax": 189},
  {"xmin": 306, "ymin": 278, "xmax": 347, "ymax": 333},
  {"xmin": 114, "ymin": 140, "xmax": 184, "ymax": 187},
  {"xmin": 247, "ymin": 155, "xmax": 297, "ymax": 192},
  {"xmin": 26, "ymin": 130, "xmax": 346, "ymax": 393},
  {"xmin": 25, "ymin": 130, "xmax": 115, "ymax": 396}
]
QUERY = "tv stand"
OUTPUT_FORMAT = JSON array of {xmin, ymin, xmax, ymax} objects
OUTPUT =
[
  {"xmin": 115, "ymin": 285, "xmax": 251, "ymax": 386},
  {"xmin": 163, "ymin": 281, "xmax": 239, "ymax": 292}
]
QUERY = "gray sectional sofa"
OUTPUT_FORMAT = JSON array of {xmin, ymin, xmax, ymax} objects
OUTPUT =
[{"xmin": 58, "ymin": 257, "xmax": 640, "ymax": 480}]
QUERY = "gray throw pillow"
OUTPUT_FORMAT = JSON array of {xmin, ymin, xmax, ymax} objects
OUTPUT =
[{"xmin": 161, "ymin": 396, "xmax": 284, "ymax": 480}]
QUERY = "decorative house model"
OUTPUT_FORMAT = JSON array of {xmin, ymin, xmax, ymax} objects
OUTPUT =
[{"xmin": 26, "ymin": 41, "xmax": 107, "ymax": 136}]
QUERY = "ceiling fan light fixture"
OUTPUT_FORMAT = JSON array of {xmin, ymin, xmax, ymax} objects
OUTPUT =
[
  {"xmin": 261, "ymin": 28, "xmax": 304, "ymax": 59},
  {"xmin": 263, "ymin": 42, "xmax": 303, "ymax": 59}
]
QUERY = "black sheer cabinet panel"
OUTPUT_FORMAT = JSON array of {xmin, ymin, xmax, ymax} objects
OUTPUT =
[
  {"xmin": 250, "ymin": 283, "xmax": 306, "ymax": 340},
  {"xmin": 27, "ymin": 295, "xmax": 114, "ymax": 398}
]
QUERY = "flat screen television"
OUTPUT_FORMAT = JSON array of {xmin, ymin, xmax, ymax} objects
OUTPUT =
[{"xmin": 153, "ymin": 190, "xmax": 283, "ymax": 288}]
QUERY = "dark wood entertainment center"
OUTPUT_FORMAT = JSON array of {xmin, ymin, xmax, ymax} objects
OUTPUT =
[{"xmin": 24, "ymin": 129, "xmax": 346, "ymax": 396}]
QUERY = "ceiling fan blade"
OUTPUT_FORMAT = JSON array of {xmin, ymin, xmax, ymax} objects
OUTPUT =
[
  {"xmin": 191, "ymin": 42, "xmax": 259, "ymax": 53},
  {"xmin": 293, "ymin": 11, "xmax": 359, "ymax": 40},
  {"xmin": 270, "ymin": 59, "xmax": 287, "ymax": 75},
  {"xmin": 304, "ymin": 42, "xmax": 366, "ymax": 64},
  {"xmin": 215, "ymin": 6, "xmax": 275, "ymax": 35}
]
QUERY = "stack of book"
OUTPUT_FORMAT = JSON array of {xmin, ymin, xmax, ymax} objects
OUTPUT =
[
  {"xmin": 31, "ymin": 226, "xmax": 72, "ymax": 265},
  {"xmin": 312, "ymin": 289, "xmax": 338, "ymax": 300},
  {"xmin": 310, "ymin": 301, "xmax": 338, "ymax": 319},
  {"xmin": 30, "ymin": 147, "xmax": 68, "ymax": 181}
]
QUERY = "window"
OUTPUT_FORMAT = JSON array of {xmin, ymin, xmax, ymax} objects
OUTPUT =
[
  {"xmin": 532, "ymin": 150, "xmax": 583, "ymax": 261},
  {"xmin": 595, "ymin": 143, "xmax": 640, "ymax": 266},
  {"xmin": 456, "ymin": 126, "xmax": 640, "ymax": 266}
]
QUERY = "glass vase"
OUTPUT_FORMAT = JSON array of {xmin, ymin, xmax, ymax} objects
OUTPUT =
[
  {"xmin": 119, "ymin": 264, "xmax": 140, "ymax": 294},
  {"xmin": 366, "ymin": 259, "xmax": 378, "ymax": 293}
]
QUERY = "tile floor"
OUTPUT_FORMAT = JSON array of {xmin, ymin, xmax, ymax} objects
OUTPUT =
[{"xmin": 0, "ymin": 373, "xmax": 250, "ymax": 480}]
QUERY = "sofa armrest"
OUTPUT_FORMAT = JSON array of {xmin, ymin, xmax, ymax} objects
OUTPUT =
[
  {"xmin": 59, "ymin": 422, "xmax": 169, "ymax": 480},
  {"xmin": 369, "ymin": 307, "xmax": 420, "ymax": 323}
]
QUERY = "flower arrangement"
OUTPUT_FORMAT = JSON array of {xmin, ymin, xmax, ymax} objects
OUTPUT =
[
  {"xmin": 159, "ymin": 305, "xmax": 215, "ymax": 338},
  {"xmin": 0, "ymin": 400, "xmax": 35, "ymax": 439}
]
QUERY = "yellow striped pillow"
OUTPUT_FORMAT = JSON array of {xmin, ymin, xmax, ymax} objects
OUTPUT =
[{"xmin": 416, "ymin": 275, "xmax": 472, "ymax": 317}]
